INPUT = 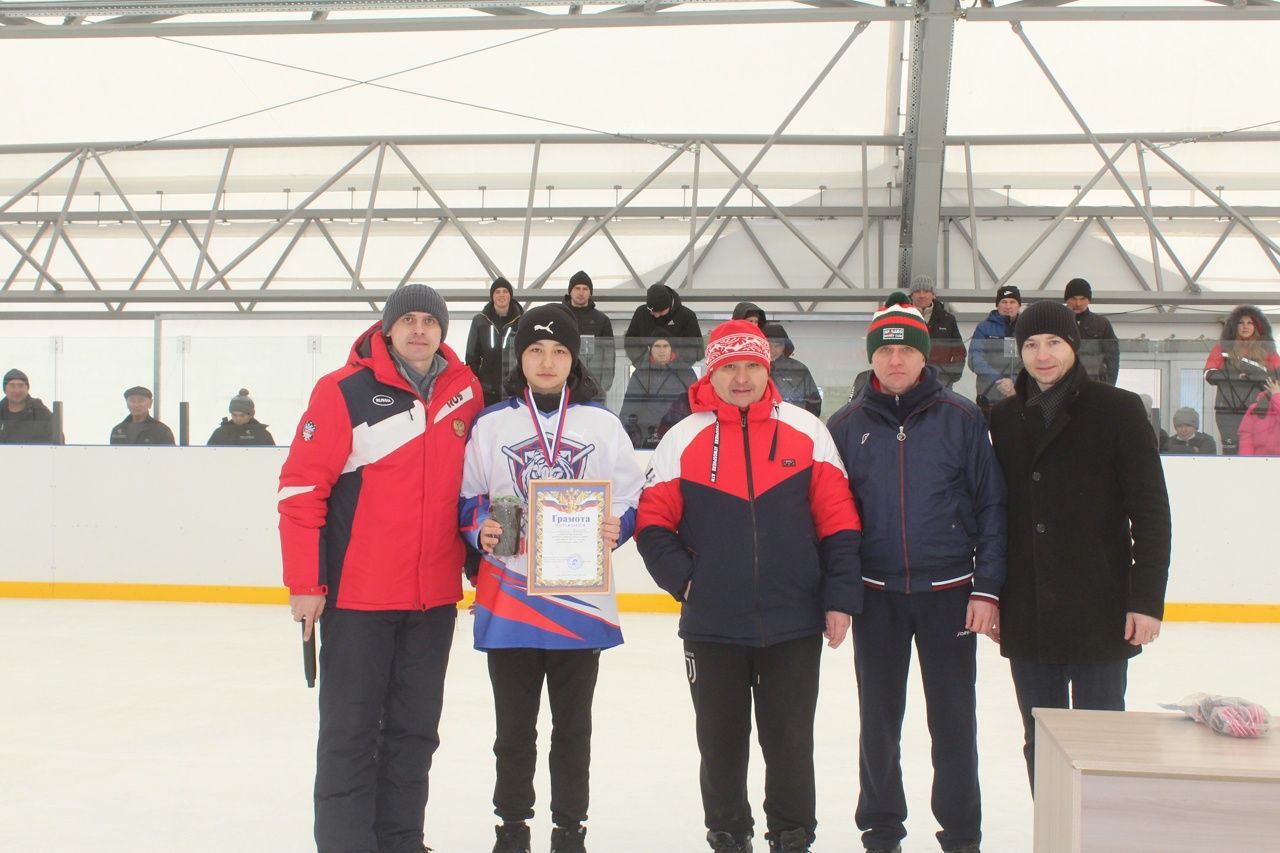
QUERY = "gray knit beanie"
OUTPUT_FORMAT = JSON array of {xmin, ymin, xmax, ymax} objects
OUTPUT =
[
  {"xmin": 382, "ymin": 283, "xmax": 449, "ymax": 338},
  {"xmin": 909, "ymin": 274, "xmax": 935, "ymax": 294},
  {"xmin": 229, "ymin": 388, "xmax": 255, "ymax": 417}
]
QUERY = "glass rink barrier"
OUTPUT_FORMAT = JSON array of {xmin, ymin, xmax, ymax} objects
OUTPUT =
[{"xmin": 0, "ymin": 319, "xmax": 1278, "ymax": 457}]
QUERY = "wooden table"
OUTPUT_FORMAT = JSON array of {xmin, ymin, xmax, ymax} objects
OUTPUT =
[{"xmin": 1033, "ymin": 708, "xmax": 1280, "ymax": 853}]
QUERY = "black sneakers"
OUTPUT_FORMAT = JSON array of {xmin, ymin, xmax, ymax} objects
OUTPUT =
[
  {"xmin": 767, "ymin": 828, "xmax": 811, "ymax": 852},
  {"xmin": 550, "ymin": 824, "xmax": 587, "ymax": 853},
  {"xmin": 707, "ymin": 830, "xmax": 754, "ymax": 853},
  {"xmin": 491, "ymin": 822, "xmax": 531, "ymax": 853}
]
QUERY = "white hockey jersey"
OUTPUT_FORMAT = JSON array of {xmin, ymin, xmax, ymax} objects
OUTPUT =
[{"xmin": 460, "ymin": 393, "xmax": 645, "ymax": 651}]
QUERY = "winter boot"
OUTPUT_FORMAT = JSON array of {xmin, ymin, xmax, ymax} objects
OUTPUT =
[
  {"xmin": 707, "ymin": 830, "xmax": 754, "ymax": 853},
  {"xmin": 767, "ymin": 828, "xmax": 811, "ymax": 853},
  {"xmin": 550, "ymin": 823, "xmax": 587, "ymax": 853},
  {"xmin": 491, "ymin": 822, "xmax": 531, "ymax": 853}
]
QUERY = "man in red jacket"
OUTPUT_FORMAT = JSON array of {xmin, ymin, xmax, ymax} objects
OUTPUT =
[
  {"xmin": 636, "ymin": 320, "xmax": 863, "ymax": 853},
  {"xmin": 279, "ymin": 283, "xmax": 483, "ymax": 853}
]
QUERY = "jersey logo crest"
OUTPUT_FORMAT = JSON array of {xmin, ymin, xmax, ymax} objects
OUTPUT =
[{"xmin": 501, "ymin": 433, "xmax": 595, "ymax": 498}]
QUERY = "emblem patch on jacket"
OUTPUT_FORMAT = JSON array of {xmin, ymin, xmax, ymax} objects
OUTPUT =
[
  {"xmin": 452, "ymin": 418, "xmax": 466, "ymax": 438},
  {"xmin": 302, "ymin": 420, "xmax": 317, "ymax": 442}
]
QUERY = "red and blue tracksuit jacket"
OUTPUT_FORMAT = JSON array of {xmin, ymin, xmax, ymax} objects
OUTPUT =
[
  {"xmin": 636, "ymin": 376, "xmax": 863, "ymax": 646},
  {"xmin": 278, "ymin": 322, "xmax": 483, "ymax": 610}
]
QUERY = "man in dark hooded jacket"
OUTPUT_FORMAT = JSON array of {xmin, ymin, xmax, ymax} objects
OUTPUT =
[
  {"xmin": 561, "ymin": 270, "xmax": 615, "ymax": 400},
  {"xmin": 0, "ymin": 369, "xmax": 57, "ymax": 444},
  {"xmin": 623, "ymin": 283, "xmax": 703, "ymax": 367},
  {"xmin": 763, "ymin": 323, "xmax": 822, "ymax": 416},
  {"xmin": 467, "ymin": 277, "xmax": 525, "ymax": 407},
  {"xmin": 730, "ymin": 301, "xmax": 767, "ymax": 328}
]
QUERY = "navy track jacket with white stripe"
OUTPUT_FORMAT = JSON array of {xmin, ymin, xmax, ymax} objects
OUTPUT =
[{"xmin": 826, "ymin": 366, "xmax": 1007, "ymax": 604}]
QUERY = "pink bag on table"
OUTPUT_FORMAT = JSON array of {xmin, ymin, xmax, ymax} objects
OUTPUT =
[{"xmin": 1160, "ymin": 692, "xmax": 1272, "ymax": 738}]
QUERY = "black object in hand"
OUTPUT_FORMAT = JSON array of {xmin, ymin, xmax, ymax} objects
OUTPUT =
[{"xmin": 303, "ymin": 620, "xmax": 317, "ymax": 688}]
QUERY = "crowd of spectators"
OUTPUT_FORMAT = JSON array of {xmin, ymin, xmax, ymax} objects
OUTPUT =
[{"xmin": 2, "ymin": 275, "xmax": 1275, "ymax": 456}]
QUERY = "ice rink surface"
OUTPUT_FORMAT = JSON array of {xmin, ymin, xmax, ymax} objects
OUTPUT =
[{"xmin": 1, "ymin": 600, "xmax": 1276, "ymax": 853}]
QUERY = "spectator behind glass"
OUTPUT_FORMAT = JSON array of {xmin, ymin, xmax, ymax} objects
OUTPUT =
[
  {"xmin": 1164, "ymin": 407, "xmax": 1217, "ymax": 455},
  {"xmin": 618, "ymin": 336, "xmax": 696, "ymax": 449},
  {"xmin": 1239, "ymin": 378, "xmax": 1280, "ymax": 456},
  {"xmin": 207, "ymin": 389, "xmax": 275, "ymax": 446},
  {"xmin": 110, "ymin": 386, "xmax": 175, "ymax": 445},
  {"xmin": 968, "ymin": 285, "xmax": 1023, "ymax": 415},
  {"xmin": 1063, "ymin": 277, "xmax": 1121, "ymax": 386},
  {"xmin": 731, "ymin": 301, "xmax": 768, "ymax": 328},
  {"xmin": 622, "ymin": 283, "xmax": 704, "ymax": 367},
  {"xmin": 466, "ymin": 277, "xmax": 524, "ymax": 407},
  {"xmin": 1203, "ymin": 305, "xmax": 1279, "ymax": 455},
  {"xmin": 0, "ymin": 368, "xmax": 56, "ymax": 445},
  {"xmin": 560, "ymin": 270, "xmax": 615, "ymax": 402},
  {"xmin": 910, "ymin": 275, "xmax": 967, "ymax": 388},
  {"xmin": 763, "ymin": 322, "xmax": 822, "ymax": 416}
]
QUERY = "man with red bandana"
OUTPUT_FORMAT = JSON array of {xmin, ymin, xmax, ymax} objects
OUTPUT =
[{"xmin": 636, "ymin": 319, "xmax": 863, "ymax": 853}]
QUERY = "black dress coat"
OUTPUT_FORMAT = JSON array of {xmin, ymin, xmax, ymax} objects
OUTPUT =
[{"xmin": 988, "ymin": 361, "xmax": 1171, "ymax": 664}]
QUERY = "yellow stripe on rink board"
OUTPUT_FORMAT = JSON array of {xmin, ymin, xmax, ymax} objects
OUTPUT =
[
  {"xmin": 0, "ymin": 583, "xmax": 1274, "ymax": 623},
  {"xmin": 1162, "ymin": 603, "xmax": 1280, "ymax": 624},
  {"xmin": 0, "ymin": 581, "xmax": 289, "ymax": 605}
]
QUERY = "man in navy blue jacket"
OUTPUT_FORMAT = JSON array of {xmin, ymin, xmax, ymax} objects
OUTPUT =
[{"xmin": 828, "ymin": 293, "xmax": 1007, "ymax": 853}]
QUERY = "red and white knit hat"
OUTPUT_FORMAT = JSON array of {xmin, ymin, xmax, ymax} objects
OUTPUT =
[
  {"xmin": 866, "ymin": 290, "xmax": 932, "ymax": 360},
  {"xmin": 705, "ymin": 319, "xmax": 773, "ymax": 373}
]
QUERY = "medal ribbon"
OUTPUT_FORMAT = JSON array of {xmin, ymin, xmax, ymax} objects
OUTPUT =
[{"xmin": 523, "ymin": 385, "xmax": 569, "ymax": 469}]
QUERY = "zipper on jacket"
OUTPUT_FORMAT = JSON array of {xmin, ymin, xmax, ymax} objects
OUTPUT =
[
  {"xmin": 741, "ymin": 410, "xmax": 767, "ymax": 645},
  {"xmin": 897, "ymin": 421, "xmax": 911, "ymax": 592}
]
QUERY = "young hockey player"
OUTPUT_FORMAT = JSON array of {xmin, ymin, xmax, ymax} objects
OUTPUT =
[{"xmin": 460, "ymin": 303, "xmax": 645, "ymax": 853}]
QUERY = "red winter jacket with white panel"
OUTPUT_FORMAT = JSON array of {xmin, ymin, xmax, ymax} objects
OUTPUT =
[
  {"xmin": 279, "ymin": 322, "xmax": 483, "ymax": 610},
  {"xmin": 636, "ymin": 376, "xmax": 863, "ymax": 646}
]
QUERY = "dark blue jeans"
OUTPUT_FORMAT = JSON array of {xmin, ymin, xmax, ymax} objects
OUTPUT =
[
  {"xmin": 854, "ymin": 587, "xmax": 981, "ymax": 852},
  {"xmin": 1008, "ymin": 657, "xmax": 1128, "ymax": 792}
]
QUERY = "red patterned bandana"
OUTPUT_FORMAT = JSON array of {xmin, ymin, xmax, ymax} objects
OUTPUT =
[{"xmin": 705, "ymin": 319, "xmax": 772, "ymax": 373}]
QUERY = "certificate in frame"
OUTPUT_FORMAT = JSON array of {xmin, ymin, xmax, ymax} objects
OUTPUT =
[{"xmin": 527, "ymin": 479, "xmax": 612, "ymax": 596}]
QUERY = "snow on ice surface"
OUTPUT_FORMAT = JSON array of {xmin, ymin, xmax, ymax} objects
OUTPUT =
[{"xmin": 1, "ymin": 601, "xmax": 1276, "ymax": 853}]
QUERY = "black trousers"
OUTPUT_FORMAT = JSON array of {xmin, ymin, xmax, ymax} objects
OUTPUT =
[
  {"xmin": 1008, "ymin": 657, "xmax": 1128, "ymax": 791},
  {"xmin": 853, "ymin": 587, "xmax": 981, "ymax": 852},
  {"xmin": 684, "ymin": 634, "xmax": 822, "ymax": 844},
  {"xmin": 1215, "ymin": 410, "xmax": 1243, "ymax": 455},
  {"xmin": 314, "ymin": 605, "xmax": 456, "ymax": 853},
  {"xmin": 487, "ymin": 647, "xmax": 601, "ymax": 827}
]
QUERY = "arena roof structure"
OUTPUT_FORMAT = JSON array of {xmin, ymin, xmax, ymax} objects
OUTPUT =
[{"xmin": 2, "ymin": 0, "xmax": 1278, "ymax": 317}]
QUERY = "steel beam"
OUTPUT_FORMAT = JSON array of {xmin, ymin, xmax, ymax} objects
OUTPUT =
[
  {"xmin": 898, "ymin": 0, "xmax": 956, "ymax": 289},
  {"xmin": 1, "ymin": 286, "xmax": 1274, "ymax": 307}
]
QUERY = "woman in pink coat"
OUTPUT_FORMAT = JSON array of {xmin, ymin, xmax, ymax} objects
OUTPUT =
[{"xmin": 1239, "ymin": 378, "xmax": 1280, "ymax": 456}]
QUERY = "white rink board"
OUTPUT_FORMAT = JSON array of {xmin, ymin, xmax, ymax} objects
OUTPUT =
[{"xmin": 0, "ymin": 445, "xmax": 1275, "ymax": 606}]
